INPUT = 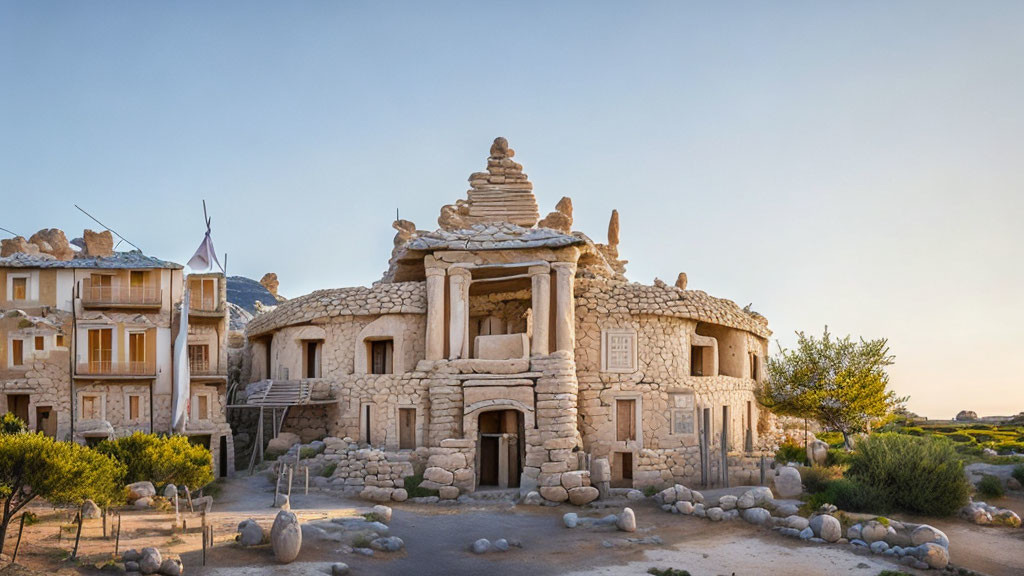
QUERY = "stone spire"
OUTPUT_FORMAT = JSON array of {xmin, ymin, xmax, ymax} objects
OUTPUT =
[{"xmin": 438, "ymin": 137, "xmax": 540, "ymax": 230}]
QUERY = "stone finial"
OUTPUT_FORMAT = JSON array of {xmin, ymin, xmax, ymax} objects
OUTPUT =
[
  {"xmin": 82, "ymin": 229, "xmax": 114, "ymax": 258},
  {"xmin": 675, "ymin": 272, "xmax": 688, "ymax": 290},
  {"xmin": 489, "ymin": 137, "xmax": 514, "ymax": 159},
  {"xmin": 392, "ymin": 219, "xmax": 417, "ymax": 246},
  {"xmin": 260, "ymin": 273, "xmax": 281, "ymax": 299},
  {"xmin": 30, "ymin": 229, "xmax": 74, "ymax": 260},
  {"xmin": 538, "ymin": 196, "xmax": 574, "ymax": 233},
  {"xmin": 607, "ymin": 210, "xmax": 620, "ymax": 248}
]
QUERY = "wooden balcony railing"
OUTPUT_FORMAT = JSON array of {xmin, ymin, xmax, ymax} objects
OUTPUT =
[
  {"xmin": 189, "ymin": 296, "xmax": 222, "ymax": 314},
  {"xmin": 81, "ymin": 280, "xmax": 162, "ymax": 308},
  {"xmin": 189, "ymin": 359, "xmax": 225, "ymax": 376},
  {"xmin": 76, "ymin": 360, "xmax": 156, "ymax": 377}
]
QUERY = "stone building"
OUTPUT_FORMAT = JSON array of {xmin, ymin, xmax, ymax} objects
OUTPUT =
[
  {"xmin": 242, "ymin": 138, "xmax": 773, "ymax": 503},
  {"xmin": 0, "ymin": 229, "xmax": 234, "ymax": 477}
]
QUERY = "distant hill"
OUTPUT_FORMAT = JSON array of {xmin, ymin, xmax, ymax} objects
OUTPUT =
[{"xmin": 227, "ymin": 275, "xmax": 279, "ymax": 316}]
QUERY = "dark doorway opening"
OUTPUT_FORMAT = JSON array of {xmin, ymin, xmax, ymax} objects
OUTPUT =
[
  {"xmin": 36, "ymin": 406, "xmax": 55, "ymax": 437},
  {"xmin": 219, "ymin": 435, "xmax": 229, "ymax": 477},
  {"xmin": 476, "ymin": 409, "xmax": 523, "ymax": 489},
  {"xmin": 6, "ymin": 394, "xmax": 29, "ymax": 424}
]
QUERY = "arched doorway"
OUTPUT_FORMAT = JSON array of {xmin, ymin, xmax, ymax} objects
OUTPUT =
[{"xmin": 476, "ymin": 409, "xmax": 524, "ymax": 489}]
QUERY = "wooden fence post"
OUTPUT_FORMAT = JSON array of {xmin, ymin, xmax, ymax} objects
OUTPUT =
[
  {"xmin": 305, "ymin": 466, "xmax": 309, "ymax": 495},
  {"xmin": 70, "ymin": 510, "xmax": 84, "ymax": 560},
  {"xmin": 115, "ymin": 512, "xmax": 122, "ymax": 555},
  {"xmin": 11, "ymin": 513, "xmax": 27, "ymax": 563}
]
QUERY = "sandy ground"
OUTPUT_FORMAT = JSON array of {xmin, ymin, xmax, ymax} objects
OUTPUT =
[{"xmin": 5, "ymin": 474, "xmax": 1023, "ymax": 576}]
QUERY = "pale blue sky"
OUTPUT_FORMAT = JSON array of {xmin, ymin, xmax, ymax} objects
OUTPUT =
[{"xmin": 2, "ymin": 1, "xmax": 1022, "ymax": 419}]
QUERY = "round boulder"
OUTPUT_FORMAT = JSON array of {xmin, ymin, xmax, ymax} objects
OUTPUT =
[
  {"xmin": 616, "ymin": 507, "xmax": 637, "ymax": 532},
  {"xmin": 472, "ymin": 538, "xmax": 492, "ymax": 554},
  {"xmin": 563, "ymin": 513, "xmax": 578, "ymax": 528},
  {"xmin": 806, "ymin": 440, "xmax": 829, "ymax": 467},
  {"xmin": 675, "ymin": 501, "xmax": 694, "ymax": 515},
  {"xmin": 718, "ymin": 495, "xmax": 738, "ymax": 511},
  {"xmin": 127, "ymin": 481, "xmax": 157, "ymax": 502},
  {"xmin": 918, "ymin": 542, "xmax": 950, "ymax": 569},
  {"xmin": 158, "ymin": 558, "xmax": 182, "ymax": 576},
  {"xmin": 81, "ymin": 499, "xmax": 102, "ymax": 519},
  {"xmin": 809, "ymin": 514, "xmax": 841, "ymax": 543},
  {"xmin": 568, "ymin": 486, "xmax": 599, "ymax": 506},
  {"xmin": 237, "ymin": 519, "xmax": 266, "ymax": 547},
  {"xmin": 139, "ymin": 547, "xmax": 161, "ymax": 575},
  {"xmin": 162, "ymin": 484, "xmax": 178, "ymax": 499},
  {"xmin": 372, "ymin": 505, "xmax": 392, "ymax": 524},
  {"xmin": 331, "ymin": 563, "xmax": 350, "ymax": 576},
  {"xmin": 741, "ymin": 507, "xmax": 771, "ymax": 525},
  {"xmin": 860, "ymin": 520, "xmax": 887, "ymax": 544},
  {"xmin": 270, "ymin": 509, "xmax": 302, "ymax": 563},
  {"xmin": 773, "ymin": 466, "xmax": 803, "ymax": 499}
]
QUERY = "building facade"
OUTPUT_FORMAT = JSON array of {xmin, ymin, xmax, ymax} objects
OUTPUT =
[
  {"xmin": 0, "ymin": 229, "xmax": 233, "ymax": 477},
  {"xmin": 242, "ymin": 138, "xmax": 774, "ymax": 502}
]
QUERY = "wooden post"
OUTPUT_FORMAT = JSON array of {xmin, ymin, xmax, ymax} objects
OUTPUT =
[
  {"xmin": 184, "ymin": 487, "xmax": 194, "ymax": 513},
  {"xmin": 286, "ymin": 465, "xmax": 293, "ymax": 501},
  {"xmin": 304, "ymin": 466, "xmax": 309, "ymax": 495},
  {"xmin": 721, "ymin": 406, "xmax": 730, "ymax": 488},
  {"xmin": 760, "ymin": 454, "xmax": 767, "ymax": 485},
  {"xmin": 202, "ymin": 524, "xmax": 207, "ymax": 566},
  {"xmin": 11, "ymin": 512, "xmax": 27, "ymax": 563},
  {"xmin": 102, "ymin": 507, "xmax": 107, "ymax": 539},
  {"xmin": 274, "ymin": 465, "xmax": 282, "ymax": 506},
  {"xmin": 115, "ymin": 512, "xmax": 121, "ymax": 555},
  {"xmin": 70, "ymin": 511, "xmax": 84, "ymax": 560}
]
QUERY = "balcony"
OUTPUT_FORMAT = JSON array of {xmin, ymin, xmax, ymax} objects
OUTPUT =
[
  {"xmin": 81, "ymin": 280, "xmax": 162, "ymax": 309},
  {"xmin": 76, "ymin": 360, "xmax": 156, "ymax": 378},
  {"xmin": 188, "ymin": 296, "xmax": 225, "ymax": 319},
  {"xmin": 190, "ymin": 358, "xmax": 226, "ymax": 378}
]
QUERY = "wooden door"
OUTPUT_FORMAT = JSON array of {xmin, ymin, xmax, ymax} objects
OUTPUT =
[
  {"xmin": 7, "ymin": 394, "xmax": 30, "ymax": 423},
  {"xmin": 88, "ymin": 329, "xmax": 112, "ymax": 371},
  {"xmin": 129, "ymin": 332, "xmax": 146, "ymax": 371},
  {"xmin": 616, "ymin": 399, "xmax": 636, "ymax": 442},
  {"xmin": 399, "ymin": 408, "xmax": 415, "ymax": 449}
]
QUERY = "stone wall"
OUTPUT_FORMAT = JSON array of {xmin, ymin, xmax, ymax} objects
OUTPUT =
[
  {"xmin": 420, "ymin": 438, "xmax": 476, "ymax": 499},
  {"xmin": 0, "ymin": 357, "xmax": 72, "ymax": 440}
]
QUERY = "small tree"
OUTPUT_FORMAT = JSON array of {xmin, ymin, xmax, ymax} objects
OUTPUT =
[
  {"xmin": 0, "ymin": 432, "xmax": 124, "ymax": 549},
  {"xmin": 760, "ymin": 327, "xmax": 906, "ymax": 445},
  {"xmin": 96, "ymin": 432, "xmax": 213, "ymax": 491},
  {"xmin": 0, "ymin": 413, "xmax": 27, "ymax": 435}
]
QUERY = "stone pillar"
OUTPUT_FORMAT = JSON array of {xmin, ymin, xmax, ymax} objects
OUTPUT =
[
  {"xmin": 552, "ymin": 262, "xmax": 576, "ymax": 353},
  {"xmin": 529, "ymin": 264, "xmax": 551, "ymax": 356},
  {"xmin": 425, "ymin": 267, "xmax": 446, "ymax": 361},
  {"xmin": 448, "ymin": 267, "xmax": 471, "ymax": 360}
]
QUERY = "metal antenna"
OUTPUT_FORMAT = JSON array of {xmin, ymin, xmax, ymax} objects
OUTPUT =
[
  {"xmin": 74, "ymin": 205, "xmax": 143, "ymax": 252},
  {"xmin": 0, "ymin": 226, "xmax": 20, "ymax": 238}
]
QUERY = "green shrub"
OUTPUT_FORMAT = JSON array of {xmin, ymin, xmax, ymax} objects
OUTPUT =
[
  {"xmin": 321, "ymin": 463, "xmax": 337, "ymax": 477},
  {"xmin": 826, "ymin": 448, "xmax": 853, "ymax": 467},
  {"xmin": 0, "ymin": 413, "xmax": 27, "ymax": 435},
  {"xmin": 403, "ymin": 474, "xmax": 439, "ymax": 498},
  {"xmin": 299, "ymin": 446, "xmax": 319, "ymax": 459},
  {"xmin": 942, "ymin": 433, "xmax": 974, "ymax": 443},
  {"xmin": 95, "ymin": 432, "xmax": 213, "ymax": 490},
  {"xmin": 1012, "ymin": 465, "xmax": 1024, "ymax": 486},
  {"xmin": 799, "ymin": 465, "xmax": 844, "ymax": 494},
  {"xmin": 898, "ymin": 427, "xmax": 926, "ymax": 436},
  {"xmin": 776, "ymin": 441, "xmax": 807, "ymax": 465},
  {"xmin": 817, "ymin": 431, "xmax": 845, "ymax": 447},
  {"xmin": 969, "ymin": 432, "xmax": 996, "ymax": 443},
  {"xmin": 847, "ymin": 433, "xmax": 971, "ymax": 516},
  {"xmin": 976, "ymin": 475, "xmax": 1004, "ymax": 499},
  {"xmin": 805, "ymin": 478, "xmax": 891, "ymax": 514}
]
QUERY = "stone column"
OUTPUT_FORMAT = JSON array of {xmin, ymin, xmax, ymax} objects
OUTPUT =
[
  {"xmin": 448, "ymin": 267, "xmax": 471, "ymax": 359},
  {"xmin": 529, "ymin": 264, "xmax": 551, "ymax": 356},
  {"xmin": 425, "ymin": 267, "xmax": 446, "ymax": 361},
  {"xmin": 552, "ymin": 262, "xmax": 576, "ymax": 353}
]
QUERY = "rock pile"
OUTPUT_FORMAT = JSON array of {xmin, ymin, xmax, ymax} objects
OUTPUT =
[
  {"xmin": 848, "ymin": 521, "xmax": 951, "ymax": 570},
  {"xmin": 960, "ymin": 500, "xmax": 1022, "ymax": 527},
  {"xmin": 121, "ymin": 548, "xmax": 183, "ymax": 576}
]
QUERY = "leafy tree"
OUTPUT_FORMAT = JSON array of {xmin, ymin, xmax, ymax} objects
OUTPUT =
[
  {"xmin": 0, "ymin": 413, "xmax": 27, "ymax": 435},
  {"xmin": 760, "ymin": 327, "xmax": 906, "ymax": 445},
  {"xmin": 96, "ymin": 432, "xmax": 212, "ymax": 490},
  {"xmin": 0, "ymin": 433, "xmax": 123, "ymax": 549}
]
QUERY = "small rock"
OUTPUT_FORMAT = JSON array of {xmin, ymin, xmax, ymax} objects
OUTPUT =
[
  {"xmin": 706, "ymin": 507, "xmax": 724, "ymax": 522},
  {"xmin": 675, "ymin": 501, "xmax": 694, "ymax": 515},
  {"xmin": 127, "ymin": 481, "xmax": 157, "ymax": 502},
  {"xmin": 523, "ymin": 491, "xmax": 543, "ymax": 506},
  {"xmin": 158, "ymin": 558, "xmax": 182, "ymax": 576},
  {"xmin": 870, "ymin": 541, "xmax": 890, "ymax": 554},
  {"xmin": 809, "ymin": 514, "xmax": 841, "ymax": 543},
  {"xmin": 134, "ymin": 497, "xmax": 153, "ymax": 509},
  {"xmin": 786, "ymin": 515, "xmax": 809, "ymax": 531},
  {"xmin": 616, "ymin": 507, "xmax": 637, "ymax": 532},
  {"xmin": 742, "ymin": 507, "xmax": 771, "ymax": 525},
  {"xmin": 918, "ymin": 542, "xmax": 950, "ymax": 569},
  {"xmin": 371, "ymin": 505, "xmax": 392, "ymax": 524},
  {"xmin": 625, "ymin": 490, "xmax": 644, "ymax": 501},
  {"xmin": 369, "ymin": 536, "xmax": 404, "ymax": 552},
  {"xmin": 237, "ymin": 519, "xmax": 266, "ymax": 547},
  {"xmin": 799, "ymin": 527, "xmax": 814, "ymax": 540},
  {"xmin": 122, "ymin": 549, "xmax": 141, "ymax": 562},
  {"xmin": 125, "ymin": 561, "xmax": 140, "ymax": 572},
  {"xmin": 162, "ymin": 484, "xmax": 178, "ymax": 499},
  {"xmin": 494, "ymin": 538, "xmax": 510, "ymax": 552},
  {"xmin": 563, "ymin": 513, "xmax": 578, "ymax": 528},
  {"xmin": 331, "ymin": 563, "xmax": 350, "ymax": 576},
  {"xmin": 472, "ymin": 538, "xmax": 492, "ymax": 554},
  {"xmin": 718, "ymin": 495, "xmax": 738, "ymax": 510}
]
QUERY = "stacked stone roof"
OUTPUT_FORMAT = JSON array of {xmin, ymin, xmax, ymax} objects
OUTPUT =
[
  {"xmin": 0, "ymin": 250, "xmax": 182, "ymax": 269},
  {"xmin": 576, "ymin": 278, "xmax": 771, "ymax": 338},
  {"xmin": 246, "ymin": 282, "xmax": 426, "ymax": 336},
  {"xmin": 408, "ymin": 222, "xmax": 584, "ymax": 252}
]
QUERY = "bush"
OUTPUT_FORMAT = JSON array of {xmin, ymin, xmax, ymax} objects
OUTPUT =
[
  {"xmin": 817, "ymin": 431, "xmax": 845, "ymax": 447},
  {"xmin": 898, "ymin": 427, "xmax": 926, "ymax": 436},
  {"xmin": 826, "ymin": 448, "xmax": 853, "ymax": 468},
  {"xmin": 403, "ymin": 474, "xmax": 439, "ymax": 498},
  {"xmin": 95, "ymin": 432, "xmax": 213, "ymax": 490},
  {"xmin": 976, "ymin": 475, "xmax": 1004, "ymax": 499},
  {"xmin": 805, "ymin": 478, "xmax": 891, "ymax": 514},
  {"xmin": 1013, "ymin": 465, "xmax": 1024, "ymax": 486},
  {"xmin": 847, "ymin": 434, "xmax": 971, "ymax": 516},
  {"xmin": 942, "ymin": 433, "xmax": 974, "ymax": 443},
  {"xmin": 299, "ymin": 446, "xmax": 319, "ymax": 459},
  {"xmin": 776, "ymin": 441, "xmax": 807, "ymax": 465},
  {"xmin": 0, "ymin": 413, "xmax": 27, "ymax": 435},
  {"xmin": 799, "ymin": 466, "xmax": 844, "ymax": 494}
]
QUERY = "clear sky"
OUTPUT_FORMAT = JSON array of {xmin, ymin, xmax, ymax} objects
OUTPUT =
[{"xmin": 2, "ymin": 1, "xmax": 1022, "ymax": 420}]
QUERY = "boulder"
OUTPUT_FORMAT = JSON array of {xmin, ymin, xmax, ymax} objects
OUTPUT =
[
  {"xmin": 870, "ymin": 541, "xmax": 890, "ymax": 555},
  {"xmin": 331, "ymin": 563, "xmax": 350, "ymax": 576},
  {"xmin": 993, "ymin": 509, "xmax": 1022, "ymax": 527},
  {"xmin": 675, "ymin": 501, "xmax": 694, "ymax": 515},
  {"xmin": 423, "ymin": 467, "xmax": 454, "ymax": 485},
  {"xmin": 737, "ymin": 487, "xmax": 774, "ymax": 509},
  {"xmin": 275, "ymin": 494, "xmax": 290, "ymax": 509},
  {"xmin": 918, "ymin": 542, "xmax": 950, "ymax": 569},
  {"xmin": 742, "ymin": 507, "xmax": 771, "ymax": 525},
  {"xmin": 786, "ymin": 515, "xmax": 809, "ymax": 531},
  {"xmin": 561, "ymin": 470, "xmax": 586, "ymax": 490},
  {"xmin": 809, "ymin": 514, "xmax": 841, "ymax": 543},
  {"xmin": 29, "ymin": 229, "xmax": 74, "ymax": 260},
  {"xmin": 270, "ymin": 509, "xmax": 302, "ymax": 563},
  {"xmin": 774, "ymin": 503, "xmax": 800, "ymax": 517},
  {"xmin": 391, "ymin": 488, "xmax": 408, "ymax": 502},
  {"xmin": 910, "ymin": 524, "xmax": 946, "ymax": 547},
  {"xmin": 806, "ymin": 440, "xmax": 829, "ymax": 467},
  {"xmin": 847, "ymin": 523, "xmax": 862, "ymax": 540},
  {"xmin": 158, "ymin": 559, "xmax": 182, "ymax": 576},
  {"xmin": 125, "ymin": 561, "xmax": 140, "ymax": 572},
  {"xmin": 693, "ymin": 503, "xmax": 706, "ymax": 517},
  {"xmin": 237, "ymin": 519, "xmax": 266, "ymax": 547},
  {"xmin": 134, "ymin": 497, "xmax": 153, "ymax": 509},
  {"xmin": 162, "ymin": 484, "xmax": 177, "ymax": 499},
  {"xmin": 139, "ymin": 547, "xmax": 161, "ymax": 575},
  {"xmin": 369, "ymin": 536, "xmax": 404, "ymax": 552},
  {"xmin": 625, "ymin": 489, "xmax": 644, "ymax": 501},
  {"xmin": 266, "ymin": 432, "xmax": 300, "ymax": 455},
  {"xmin": 568, "ymin": 486, "xmax": 600, "ymax": 506},
  {"xmin": 81, "ymin": 499, "xmax": 102, "ymax": 519},
  {"xmin": 706, "ymin": 507, "xmax": 724, "ymax": 522},
  {"xmin": 563, "ymin": 513, "xmax": 578, "ymax": 528},
  {"xmin": 955, "ymin": 410, "xmax": 978, "ymax": 421},
  {"xmin": 523, "ymin": 491, "xmax": 543, "ymax": 506},
  {"xmin": 494, "ymin": 538, "xmax": 510, "ymax": 552},
  {"xmin": 860, "ymin": 520, "xmax": 887, "ymax": 544},
  {"xmin": 539, "ymin": 486, "xmax": 569, "ymax": 502},
  {"xmin": 122, "ymin": 549, "xmax": 142, "ymax": 562},
  {"xmin": 773, "ymin": 466, "xmax": 803, "ymax": 499},
  {"xmin": 799, "ymin": 527, "xmax": 813, "ymax": 540},
  {"xmin": 690, "ymin": 490, "xmax": 704, "ymax": 504},
  {"xmin": 616, "ymin": 507, "xmax": 636, "ymax": 532},
  {"xmin": 82, "ymin": 229, "xmax": 114, "ymax": 257},
  {"xmin": 371, "ymin": 505, "xmax": 392, "ymax": 524},
  {"xmin": 472, "ymin": 538, "xmax": 491, "ymax": 554},
  {"xmin": 718, "ymin": 495, "xmax": 737, "ymax": 510},
  {"xmin": 127, "ymin": 481, "xmax": 157, "ymax": 502}
]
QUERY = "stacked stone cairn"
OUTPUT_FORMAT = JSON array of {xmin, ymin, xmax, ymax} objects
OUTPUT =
[
  {"xmin": 654, "ymin": 484, "xmax": 952, "ymax": 571},
  {"xmin": 449, "ymin": 137, "xmax": 540, "ymax": 228},
  {"xmin": 960, "ymin": 500, "xmax": 1022, "ymax": 527}
]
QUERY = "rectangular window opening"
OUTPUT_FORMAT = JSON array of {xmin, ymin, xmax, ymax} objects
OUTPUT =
[
  {"xmin": 370, "ymin": 340, "xmax": 394, "ymax": 375},
  {"xmin": 616, "ymin": 398, "xmax": 637, "ymax": 442},
  {"xmin": 12, "ymin": 339, "xmax": 23, "ymax": 366},
  {"xmin": 399, "ymin": 408, "xmax": 416, "ymax": 450},
  {"xmin": 12, "ymin": 277, "xmax": 27, "ymax": 300}
]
